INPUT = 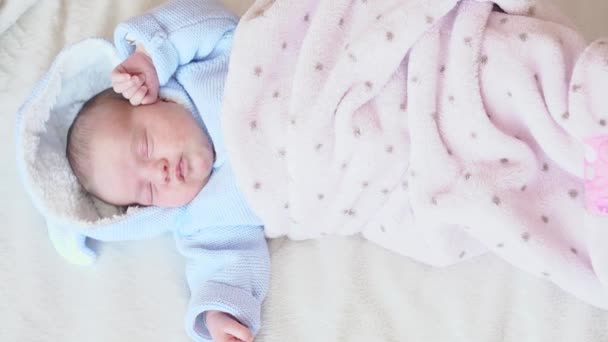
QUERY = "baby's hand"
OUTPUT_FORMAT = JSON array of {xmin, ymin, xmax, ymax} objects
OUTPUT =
[
  {"xmin": 111, "ymin": 45, "xmax": 159, "ymax": 106},
  {"xmin": 206, "ymin": 311, "xmax": 254, "ymax": 342}
]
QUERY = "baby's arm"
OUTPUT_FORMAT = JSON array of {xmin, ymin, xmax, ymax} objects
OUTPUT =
[
  {"xmin": 112, "ymin": 0, "xmax": 237, "ymax": 87},
  {"xmin": 174, "ymin": 224, "xmax": 270, "ymax": 342}
]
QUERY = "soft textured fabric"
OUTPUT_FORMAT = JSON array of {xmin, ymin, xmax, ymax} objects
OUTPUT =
[
  {"xmin": 222, "ymin": 0, "xmax": 608, "ymax": 309},
  {"xmin": 584, "ymin": 135, "xmax": 608, "ymax": 215},
  {"xmin": 0, "ymin": 0, "xmax": 38, "ymax": 34},
  {"xmin": 14, "ymin": 1, "xmax": 269, "ymax": 341}
]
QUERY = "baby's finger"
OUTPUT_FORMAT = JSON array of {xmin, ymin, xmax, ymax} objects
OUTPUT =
[
  {"xmin": 111, "ymin": 69, "xmax": 130, "ymax": 83},
  {"xmin": 112, "ymin": 79, "xmax": 133, "ymax": 93},
  {"xmin": 122, "ymin": 76, "xmax": 144, "ymax": 98},
  {"xmin": 111, "ymin": 64, "xmax": 127, "ymax": 77},
  {"xmin": 224, "ymin": 324, "xmax": 253, "ymax": 342},
  {"xmin": 141, "ymin": 92, "xmax": 157, "ymax": 105},
  {"xmin": 111, "ymin": 65, "xmax": 132, "ymax": 89},
  {"xmin": 130, "ymin": 86, "xmax": 148, "ymax": 106},
  {"xmin": 113, "ymin": 75, "xmax": 141, "ymax": 93}
]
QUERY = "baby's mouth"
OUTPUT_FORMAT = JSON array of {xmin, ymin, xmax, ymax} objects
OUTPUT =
[{"xmin": 176, "ymin": 156, "xmax": 186, "ymax": 182}]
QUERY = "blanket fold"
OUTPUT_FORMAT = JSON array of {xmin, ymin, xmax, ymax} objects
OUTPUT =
[{"xmin": 223, "ymin": 0, "xmax": 608, "ymax": 308}]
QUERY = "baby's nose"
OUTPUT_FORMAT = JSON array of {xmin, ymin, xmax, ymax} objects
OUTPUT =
[{"xmin": 152, "ymin": 158, "xmax": 170, "ymax": 185}]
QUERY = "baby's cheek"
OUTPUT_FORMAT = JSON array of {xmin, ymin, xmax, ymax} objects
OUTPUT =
[
  {"xmin": 178, "ymin": 183, "xmax": 203, "ymax": 206},
  {"xmin": 157, "ymin": 185, "xmax": 196, "ymax": 208}
]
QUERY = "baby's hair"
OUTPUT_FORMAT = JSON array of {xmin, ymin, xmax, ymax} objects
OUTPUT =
[{"xmin": 66, "ymin": 88, "xmax": 127, "ymax": 192}]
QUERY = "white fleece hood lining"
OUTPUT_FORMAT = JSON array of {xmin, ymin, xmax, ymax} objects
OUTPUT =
[{"xmin": 17, "ymin": 39, "xmax": 139, "ymax": 229}]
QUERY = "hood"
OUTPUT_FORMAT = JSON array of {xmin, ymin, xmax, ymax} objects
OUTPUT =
[{"xmin": 15, "ymin": 38, "xmax": 172, "ymax": 264}]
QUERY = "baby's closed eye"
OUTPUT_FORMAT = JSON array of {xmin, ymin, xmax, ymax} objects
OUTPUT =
[{"xmin": 139, "ymin": 130, "xmax": 150, "ymax": 159}]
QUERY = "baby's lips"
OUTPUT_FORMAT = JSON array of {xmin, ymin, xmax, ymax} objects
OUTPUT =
[{"xmin": 175, "ymin": 157, "xmax": 187, "ymax": 182}]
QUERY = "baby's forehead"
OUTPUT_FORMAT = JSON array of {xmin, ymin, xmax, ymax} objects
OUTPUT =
[
  {"xmin": 87, "ymin": 98, "xmax": 131, "ymax": 123},
  {"xmin": 84, "ymin": 102, "xmax": 132, "ymax": 141}
]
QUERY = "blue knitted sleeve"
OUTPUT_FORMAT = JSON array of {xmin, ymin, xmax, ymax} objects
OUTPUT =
[
  {"xmin": 174, "ymin": 225, "xmax": 270, "ymax": 342},
  {"xmin": 113, "ymin": 0, "xmax": 237, "ymax": 85}
]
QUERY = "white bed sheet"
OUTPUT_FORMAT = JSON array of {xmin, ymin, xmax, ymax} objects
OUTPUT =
[{"xmin": 1, "ymin": 1, "xmax": 608, "ymax": 341}]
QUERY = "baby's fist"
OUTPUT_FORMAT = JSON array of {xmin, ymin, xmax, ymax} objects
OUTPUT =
[
  {"xmin": 206, "ymin": 311, "xmax": 253, "ymax": 342},
  {"xmin": 111, "ymin": 45, "xmax": 159, "ymax": 106}
]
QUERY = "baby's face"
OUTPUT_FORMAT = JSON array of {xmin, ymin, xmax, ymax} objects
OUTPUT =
[{"xmin": 88, "ymin": 99, "xmax": 214, "ymax": 207}]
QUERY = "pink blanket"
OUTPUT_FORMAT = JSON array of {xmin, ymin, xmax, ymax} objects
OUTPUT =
[{"xmin": 222, "ymin": 0, "xmax": 608, "ymax": 309}]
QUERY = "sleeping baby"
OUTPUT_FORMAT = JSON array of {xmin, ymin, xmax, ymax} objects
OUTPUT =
[
  {"xmin": 16, "ymin": 0, "xmax": 608, "ymax": 341},
  {"xmin": 61, "ymin": 0, "xmax": 268, "ymax": 341}
]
